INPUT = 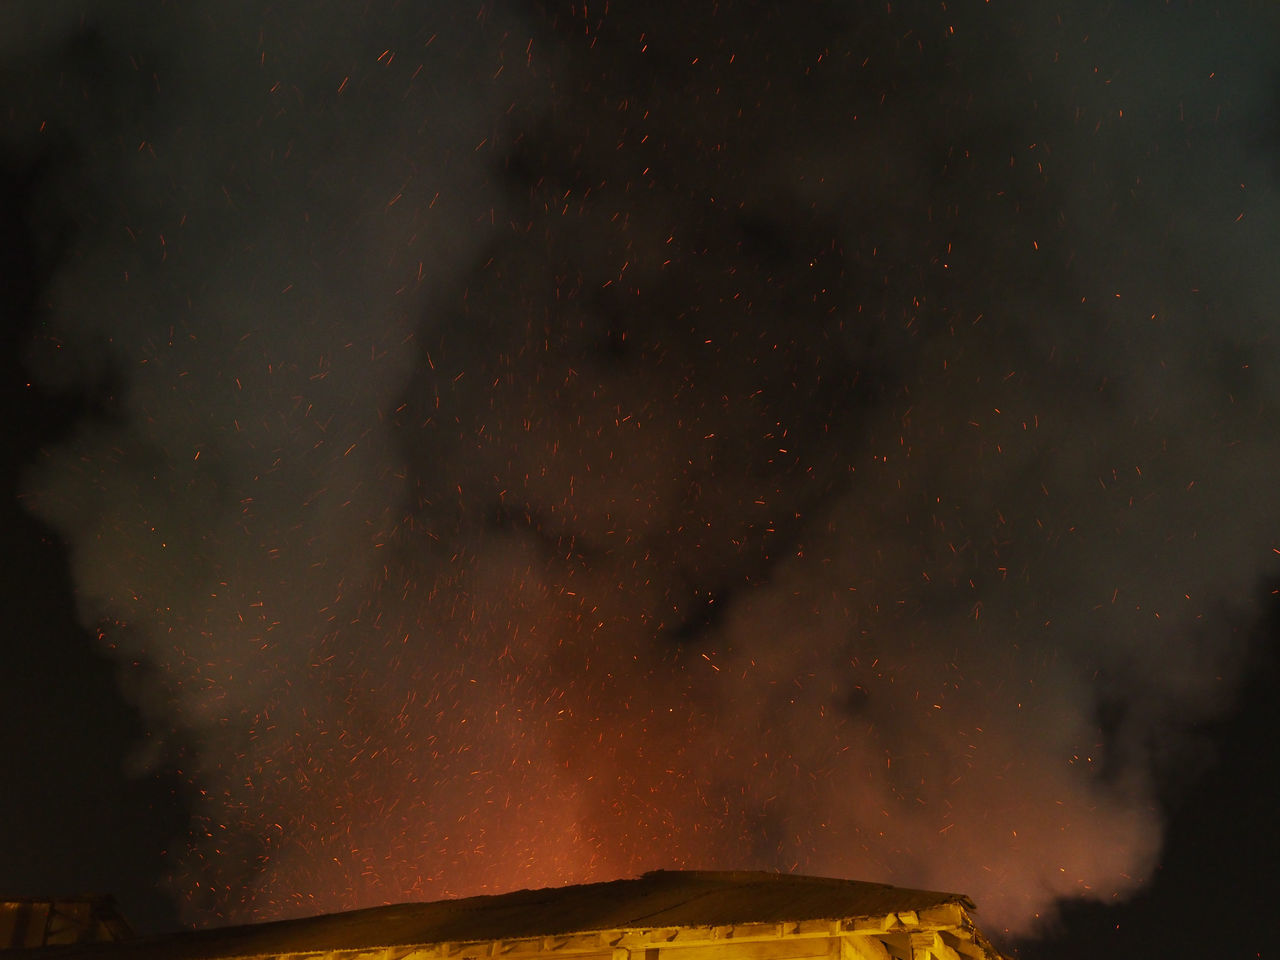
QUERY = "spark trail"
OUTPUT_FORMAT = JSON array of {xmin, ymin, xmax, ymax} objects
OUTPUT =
[{"xmin": 9, "ymin": 0, "xmax": 1280, "ymax": 937}]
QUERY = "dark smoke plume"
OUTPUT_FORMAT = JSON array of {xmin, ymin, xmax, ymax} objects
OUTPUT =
[{"xmin": 8, "ymin": 0, "xmax": 1279, "ymax": 937}]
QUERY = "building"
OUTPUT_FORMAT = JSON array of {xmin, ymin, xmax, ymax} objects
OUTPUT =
[
  {"xmin": 0, "ymin": 871, "xmax": 1008, "ymax": 960},
  {"xmin": 0, "ymin": 897, "xmax": 132, "ymax": 949}
]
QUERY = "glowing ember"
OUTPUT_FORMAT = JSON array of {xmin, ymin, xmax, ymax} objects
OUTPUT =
[{"xmin": 13, "ymin": 0, "xmax": 1277, "ymax": 940}]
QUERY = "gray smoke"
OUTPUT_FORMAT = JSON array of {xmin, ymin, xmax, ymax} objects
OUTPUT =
[{"xmin": 10, "ymin": 0, "xmax": 1279, "ymax": 937}]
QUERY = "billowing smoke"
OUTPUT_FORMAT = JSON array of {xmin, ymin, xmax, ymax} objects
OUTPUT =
[{"xmin": 9, "ymin": 0, "xmax": 1279, "ymax": 938}]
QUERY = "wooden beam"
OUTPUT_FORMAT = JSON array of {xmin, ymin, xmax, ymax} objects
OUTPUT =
[
  {"xmin": 841, "ymin": 934, "xmax": 892, "ymax": 960},
  {"xmin": 847, "ymin": 915, "xmax": 897, "ymax": 935},
  {"xmin": 214, "ymin": 914, "xmax": 1003, "ymax": 960},
  {"xmin": 610, "ymin": 924, "xmax": 846, "ymax": 951},
  {"xmin": 914, "ymin": 905, "xmax": 965, "ymax": 931},
  {"xmin": 652, "ymin": 935, "xmax": 840, "ymax": 960},
  {"xmin": 907, "ymin": 932, "xmax": 963, "ymax": 960},
  {"xmin": 939, "ymin": 934, "xmax": 988, "ymax": 960}
]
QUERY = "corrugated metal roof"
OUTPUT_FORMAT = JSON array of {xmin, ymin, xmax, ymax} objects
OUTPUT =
[{"xmin": 6, "ymin": 871, "xmax": 977, "ymax": 959}]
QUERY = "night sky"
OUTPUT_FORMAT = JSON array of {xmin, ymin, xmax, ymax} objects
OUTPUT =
[{"xmin": 2, "ymin": 1, "xmax": 1279, "ymax": 957}]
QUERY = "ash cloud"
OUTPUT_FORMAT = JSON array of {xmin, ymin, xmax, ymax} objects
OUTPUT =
[{"xmin": 10, "ymin": 0, "xmax": 1280, "ymax": 938}]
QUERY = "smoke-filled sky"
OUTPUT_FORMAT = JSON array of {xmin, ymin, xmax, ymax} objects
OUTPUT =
[{"xmin": 2, "ymin": 0, "xmax": 1279, "ymax": 955}]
